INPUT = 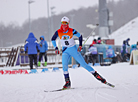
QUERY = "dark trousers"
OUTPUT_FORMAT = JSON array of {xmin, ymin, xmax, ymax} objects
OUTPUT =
[
  {"xmin": 39, "ymin": 52, "xmax": 47, "ymax": 62},
  {"xmin": 28, "ymin": 54, "xmax": 37, "ymax": 69},
  {"xmin": 85, "ymin": 54, "xmax": 98, "ymax": 66},
  {"xmin": 90, "ymin": 54, "xmax": 98, "ymax": 65},
  {"xmin": 121, "ymin": 53, "xmax": 130, "ymax": 62},
  {"xmin": 112, "ymin": 57, "xmax": 118, "ymax": 63}
]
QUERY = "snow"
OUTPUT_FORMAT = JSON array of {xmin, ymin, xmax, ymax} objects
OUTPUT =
[
  {"xmin": 109, "ymin": 17, "xmax": 138, "ymax": 46},
  {"xmin": 0, "ymin": 63, "xmax": 138, "ymax": 102}
]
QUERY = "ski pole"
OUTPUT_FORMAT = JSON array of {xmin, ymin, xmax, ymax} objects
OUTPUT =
[{"xmin": 82, "ymin": 24, "xmax": 99, "ymax": 47}]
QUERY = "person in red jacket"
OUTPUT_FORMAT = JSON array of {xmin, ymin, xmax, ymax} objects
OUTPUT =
[{"xmin": 89, "ymin": 39, "xmax": 97, "ymax": 48}]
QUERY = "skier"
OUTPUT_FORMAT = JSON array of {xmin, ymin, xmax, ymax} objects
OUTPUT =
[
  {"xmin": 38, "ymin": 35, "xmax": 48, "ymax": 67},
  {"xmin": 24, "ymin": 32, "xmax": 40, "ymax": 70},
  {"xmin": 51, "ymin": 16, "xmax": 114, "ymax": 89}
]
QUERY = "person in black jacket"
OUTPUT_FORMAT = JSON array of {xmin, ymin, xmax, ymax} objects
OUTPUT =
[
  {"xmin": 121, "ymin": 40, "xmax": 128, "ymax": 62},
  {"xmin": 126, "ymin": 38, "xmax": 130, "ymax": 46}
]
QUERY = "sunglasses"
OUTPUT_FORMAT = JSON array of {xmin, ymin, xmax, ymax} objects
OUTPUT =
[{"xmin": 61, "ymin": 22, "xmax": 68, "ymax": 25}]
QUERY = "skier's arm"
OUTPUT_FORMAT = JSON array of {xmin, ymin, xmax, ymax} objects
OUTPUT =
[
  {"xmin": 73, "ymin": 29, "xmax": 83, "ymax": 46},
  {"xmin": 51, "ymin": 31, "xmax": 58, "ymax": 48}
]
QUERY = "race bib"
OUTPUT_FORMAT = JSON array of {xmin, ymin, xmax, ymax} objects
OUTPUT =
[{"xmin": 60, "ymin": 35, "xmax": 75, "ymax": 47}]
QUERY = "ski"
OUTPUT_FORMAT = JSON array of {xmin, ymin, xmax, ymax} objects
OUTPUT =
[
  {"xmin": 105, "ymin": 82, "xmax": 115, "ymax": 88},
  {"xmin": 44, "ymin": 88, "xmax": 75, "ymax": 92},
  {"xmin": 44, "ymin": 83, "xmax": 115, "ymax": 93}
]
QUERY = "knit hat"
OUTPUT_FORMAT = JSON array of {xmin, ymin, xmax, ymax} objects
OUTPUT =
[{"xmin": 61, "ymin": 16, "xmax": 70, "ymax": 23}]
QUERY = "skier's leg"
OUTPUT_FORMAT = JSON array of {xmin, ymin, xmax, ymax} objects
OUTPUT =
[
  {"xmin": 62, "ymin": 52, "xmax": 71, "ymax": 88},
  {"xmin": 71, "ymin": 49, "xmax": 95, "ymax": 73},
  {"xmin": 70, "ymin": 46, "xmax": 106, "ymax": 83}
]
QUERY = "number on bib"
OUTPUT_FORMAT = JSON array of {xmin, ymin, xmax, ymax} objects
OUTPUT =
[{"xmin": 65, "ymin": 41, "xmax": 69, "ymax": 45}]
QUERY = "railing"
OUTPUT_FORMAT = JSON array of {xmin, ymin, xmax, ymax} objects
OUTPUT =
[
  {"xmin": 0, "ymin": 47, "xmax": 19, "ymax": 67},
  {"xmin": 18, "ymin": 46, "xmax": 63, "ymax": 67}
]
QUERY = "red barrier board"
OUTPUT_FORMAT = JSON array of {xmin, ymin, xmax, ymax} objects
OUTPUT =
[{"xmin": 0, "ymin": 70, "xmax": 29, "ymax": 75}]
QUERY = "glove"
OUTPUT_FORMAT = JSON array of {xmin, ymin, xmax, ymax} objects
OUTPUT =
[
  {"xmin": 77, "ymin": 46, "xmax": 82, "ymax": 52},
  {"xmin": 55, "ymin": 47, "xmax": 60, "ymax": 54}
]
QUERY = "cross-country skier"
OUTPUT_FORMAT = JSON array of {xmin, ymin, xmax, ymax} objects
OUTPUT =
[{"xmin": 51, "ymin": 16, "xmax": 112, "ymax": 89}]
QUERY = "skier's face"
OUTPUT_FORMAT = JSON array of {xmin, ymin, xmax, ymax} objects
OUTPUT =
[{"xmin": 61, "ymin": 21, "xmax": 69, "ymax": 30}]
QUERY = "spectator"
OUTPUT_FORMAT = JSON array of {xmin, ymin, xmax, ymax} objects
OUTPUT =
[
  {"xmin": 88, "ymin": 45, "xmax": 98, "ymax": 65},
  {"xmin": 121, "ymin": 40, "xmax": 128, "ymax": 62},
  {"xmin": 126, "ymin": 38, "xmax": 130, "ymax": 46},
  {"xmin": 89, "ymin": 39, "xmax": 97, "ymax": 48},
  {"xmin": 130, "ymin": 44, "xmax": 137, "ymax": 54},
  {"xmin": 106, "ymin": 45, "xmax": 117, "ymax": 63},
  {"xmin": 101, "ymin": 39, "xmax": 106, "ymax": 44},
  {"xmin": 24, "ymin": 32, "xmax": 40, "ymax": 70},
  {"xmin": 136, "ymin": 42, "xmax": 138, "ymax": 49},
  {"xmin": 38, "ymin": 35, "xmax": 48, "ymax": 67},
  {"xmin": 97, "ymin": 37, "xmax": 101, "ymax": 44}
]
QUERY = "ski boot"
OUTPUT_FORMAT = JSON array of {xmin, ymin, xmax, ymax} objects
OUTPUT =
[
  {"xmin": 44, "ymin": 62, "xmax": 47, "ymax": 66},
  {"xmin": 38, "ymin": 62, "xmax": 41, "ymax": 67},
  {"xmin": 63, "ymin": 78, "xmax": 71, "ymax": 89},
  {"xmin": 93, "ymin": 71, "xmax": 106, "ymax": 83}
]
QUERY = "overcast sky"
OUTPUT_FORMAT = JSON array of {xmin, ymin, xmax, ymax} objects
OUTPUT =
[{"xmin": 0, "ymin": 0, "xmax": 119, "ymax": 26}]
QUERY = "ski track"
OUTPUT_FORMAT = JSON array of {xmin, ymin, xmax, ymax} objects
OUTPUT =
[
  {"xmin": 43, "ymin": 88, "xmax": 87, "ymax": 102},
  {"xmin": 94, "ymin": 87, "xmax": 117, "ymax": 102}
]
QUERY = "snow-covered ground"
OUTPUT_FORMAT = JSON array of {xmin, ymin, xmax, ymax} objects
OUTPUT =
[{"xmin": 0, "ymin": 63, "xmax": 138, "ymax": 102}]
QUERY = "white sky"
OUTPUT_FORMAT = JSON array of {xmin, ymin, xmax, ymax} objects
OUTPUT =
[{"xmin": 0, "ymin": 0, "xmax": 120, "ymax": 26}]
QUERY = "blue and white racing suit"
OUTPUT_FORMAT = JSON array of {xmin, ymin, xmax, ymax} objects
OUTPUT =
[{"xmin": 51, "ymin": 28, "xmax": 95, "ymax": 78}]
